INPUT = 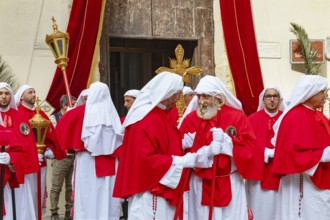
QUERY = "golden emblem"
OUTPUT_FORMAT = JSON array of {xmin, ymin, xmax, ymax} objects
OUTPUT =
[{"xmin": 155, "ymin": 44, "xmax": 203, "ymax": 123}]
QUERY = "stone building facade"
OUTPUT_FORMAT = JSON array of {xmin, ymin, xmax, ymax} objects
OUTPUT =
[{"xmin": 99, "ymin": 0, "xmax": 215, "ymax": 115}]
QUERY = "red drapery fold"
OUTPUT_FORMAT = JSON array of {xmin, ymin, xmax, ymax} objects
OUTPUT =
[
  {"xmin": 46, "ymin": 0, "xmax": 103, "ymax": 111},
  {"xmin": 219, "ymin": 0, "xmax": 264, "ymax": 115}
]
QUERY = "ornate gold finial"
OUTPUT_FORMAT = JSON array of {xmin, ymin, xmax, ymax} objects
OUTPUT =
[
  {"xmin": 52, "ymin": 16, "xmax": 58, "ymax": 32},
  {"xmin": 45, "ymin": 17, "xmax": 70, "ymax": 70},
  {"xmin": 155, "ymin": 44, "xmax": 203, "ymax": 83},
  {"xmin": 155, "ymin": 44, "xmax": 203, "ymax": 124}
]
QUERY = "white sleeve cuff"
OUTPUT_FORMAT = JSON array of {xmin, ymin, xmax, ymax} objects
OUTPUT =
[{"xmin": 159, "ymin": 156, "xmax": 184, "ymax": 189}]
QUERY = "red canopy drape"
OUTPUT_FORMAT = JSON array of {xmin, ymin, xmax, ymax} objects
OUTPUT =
[
  {"xmin": 219, "ymin": 0, "xmax": 264, "ymax": 115},
  {"xmin": 46, "ymin": 0, "xmax": 104, "ymax": 111}
]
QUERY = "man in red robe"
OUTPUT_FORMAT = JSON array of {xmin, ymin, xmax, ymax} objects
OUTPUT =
[
  {"xmin": 114, "ymin": 72, "xmax": 210, "ymax": 220},
  {"xmin": 179, "ymin": 75, "xmax": 263, "ymax": 220},
  {"xmin": 272, "ymin": 75, "xmax": 330, "ymax": 220},
  {"xmin": 14, "ymin": 84, "xmax": 66, "ymax": 219},
  {"xmin": 56, "ymin": 82, "xmax": 123, "ymax": 219},
  {"xmin": 0, "ymin": 82, "xmax": 39, "ymax": 219},
  {"xmin": 246, "ymin": 85, "xmax": 285, "ymax": 220}
]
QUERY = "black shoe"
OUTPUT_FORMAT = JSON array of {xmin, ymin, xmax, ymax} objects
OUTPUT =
[
  {"xmin": 51, "ymin": 213, "xmax": 59, "ymax": 220},
  {"xmin": 64, "ymin": 211, "xmax": 72, "ymax": 220}
]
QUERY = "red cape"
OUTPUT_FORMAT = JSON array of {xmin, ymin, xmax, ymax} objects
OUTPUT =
[
  {"xmin": 248, "ymin": 110, "xmax": 282, "ymax": 190},
  {"xmin": 56, "ymin": 106, "xmax": 85, "ymax": 151},
  {"xmin": 120, "ymin": 116, "xmax": 126, "ymax": 124},
  {"xmin": 169, "ymin": 105, "xmax": 179, "ymax": 125},
  {"xmin": 0, "ymin": 108, "xmax": 39, "ymax": 186},
  {"xmin": 114, "ymin": 107, "xmax": 187, "ymax": 206},
  {"xmin": 180, "ymin": 105, "xmax": 263, "ymax": 206},
  {"xmin": 17, "ymin": 105, "xmax": 66, "ymax": 160},
  {"xmin": 56, "ymin": 105, "xmax": 115, "ymax": 177},
  {"xmin": 273, "ymin": 105, "xmax": 330, "ymax": 189}
]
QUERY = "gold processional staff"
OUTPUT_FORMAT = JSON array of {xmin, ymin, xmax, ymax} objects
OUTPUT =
[{"xmin": 155, "ymin": 44, "xmax": 203, "ymax": 123}]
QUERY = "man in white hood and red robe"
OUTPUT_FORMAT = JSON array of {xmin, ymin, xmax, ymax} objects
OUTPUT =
[
  {"xmin": 246, "ymin": 85, "xmax": 286, "ymax": 220},
  {"xmin": 56, "ymin": 82, "xmax": 122, "ymax": 220},
  {"xmin": 272, "ymin": 75, "xmax": 330, "ymax": 220},
  {"xmin": 14, "ymin": 84, "xmax": 66, "ymax": 219},
  {"xmin": 113, "ymin": 72, "xmax": 224, "ymax": 220},
  {"xmin": 0, "ymin": 82, "xmax": 39, "ymax": 220},
  {"xmin": 179, "ymin": 75, "xmax": 263, "ymax": 220}
]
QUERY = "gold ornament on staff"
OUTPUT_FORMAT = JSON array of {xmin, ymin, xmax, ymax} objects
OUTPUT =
[
  {"xmin": 29, "ymin": 97, "xmax": 50, "ymax": 220},
  {"xmin": 29, "ymin": 97, "xmax": 50, "ymax": 154},
  {"xmin": 155, "ymin": 44, "xmax": 203, "ymax": 123},
  {"xmin": 45, "ymin": 16, "xmax": 73, "ymax": 107}
]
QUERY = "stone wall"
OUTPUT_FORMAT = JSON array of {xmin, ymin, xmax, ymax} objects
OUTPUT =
[{"xmin": 99, "ymin": 0, "xmax": 215, "ymax": 86}]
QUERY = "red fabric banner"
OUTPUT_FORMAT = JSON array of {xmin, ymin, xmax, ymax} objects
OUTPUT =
[
  {"xmin": 46, "ymin": 0, "xmax": 103, "ymax": 111},
  {"xmin": 219, "ymin": 0, "xmax": 264, "ymax": 115}
]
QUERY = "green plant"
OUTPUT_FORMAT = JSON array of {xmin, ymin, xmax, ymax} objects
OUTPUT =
[
  {"xmin": 290, "ymin": 22, "xmax": 321, "ymax": 75},
  {"xmin": 0, "ymin": 55, "xmax": 20, "ymax": 92}
]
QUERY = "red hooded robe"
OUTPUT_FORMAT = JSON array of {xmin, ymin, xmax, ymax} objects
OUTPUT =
[
  {"xmin": 272, "ymin": 105, "xmax": 330, "ymax": 189},
  {"xmin": 56, "ymin": 105, "xmax": 116, "ymax": 177},
  {"xmin": 248, "ymin": 110, "xmax": 282, "ymax": 190},
  {"xmin": 113, "ymin": 107, "xmax": 187, "ymax": 207},
  {"xmin": 179, "ymin": 105, "xmax": 264, "ymax": 207}
]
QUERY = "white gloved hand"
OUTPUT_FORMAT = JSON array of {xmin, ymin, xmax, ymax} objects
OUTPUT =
[
  {"xmin": 38, "ymin": 154, "xmax": 44, "ymax": 165},
  {"xmin": 320, "ymin": 146, "xmax": 330, "ymax": 162},
  {"xmin": 44, "ymin": 148, "xmax": 55, "ymax": 159},
  {"xmin": 181, "ymin": 152, "xmax": 197, "ymax": 168},
  {"xmin": 264, "ymin": 148, "xmax": 275, "ymax": 164},
  {"xmin": 210, "ymin": 127, "xmax": 224, "ymax": 143},
  {"xmin": 195, "ymin": 145, "xmax": 214, "ymax": 168},
  {"xmin": 209, "ymin": 140, "xmax": 222, "ymax": 156},
  {"xmin": 182, "ymin": 132, "xmax": 196, "ymax": 150},
  {"xmin": 0, "ymin": 152, "xmax": 10, "ymax": 165}
]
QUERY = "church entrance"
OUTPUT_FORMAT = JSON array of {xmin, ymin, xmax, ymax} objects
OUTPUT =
[{"xmin": 109, "ymin": 37, "xmax": 198, "ymax": 116}]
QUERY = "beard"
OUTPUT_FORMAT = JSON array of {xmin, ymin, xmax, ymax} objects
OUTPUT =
[
  {"xmin": 23, "ymin": 97, "xmax": 35, "ymax": 105},
  {"xmin": 196, "ymin": 103, "xmax": 218, "ymax": 119},
  {"xmin": 0, "ymin": 102, "xmax": 10, "ymax": 108}
]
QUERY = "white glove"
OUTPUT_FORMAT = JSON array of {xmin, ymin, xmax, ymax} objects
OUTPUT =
[
  {"xmin": 196, "ymin": 146, "xmax": 214, "ymax": 168},
  {"xmin": 181, "ymin": 152, "xmax": 197, "ymax": 168},
  {"xmin": 182, "ymin": 132, "xmax": 196, "ymax": 150},
  {"xmin": 44, "ymin": 148, "xmax": 55, "ymax": 159},
  {"xmin": 0, "ymin": 152, "xmax": 10, "ymax": 165},
  {"xmin": 209, "ymin": 140, "xmax": 222, "ymax": 156},
  {"xmin": 210, "ymin": 127, "xmax": 224, "ymax": 143},
  {"xmin": 38, "ymin": 154, "xmax": 44, "ymax": 165},
  {"xmin": 264, "ymin": 148, "xmax": 275, "ymax": 163},
  {"xmin": 320, "ymin": 146, "xmax": 330, "ymax": 162}
]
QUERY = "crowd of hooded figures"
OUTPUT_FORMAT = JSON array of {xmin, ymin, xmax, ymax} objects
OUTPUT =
[{"xmin": 0, "ymin": 72, "xmax": 329, "ymax": 220}]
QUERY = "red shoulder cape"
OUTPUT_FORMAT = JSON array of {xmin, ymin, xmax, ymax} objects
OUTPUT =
[
  {"xmin": 1, "ymin": 108, "xmax": 40, "ymax": 186},
  {"xmin": 248, "ymin": 110, "xmax": 282, "ymax": 190},
  {"xmin": 17, "ymin": 105, "xmax": 66, "ymax": 160},
  {"xmin": 114, "ymin": 107, "xmax": 186, "ymax": 206},
  {"xmin": 56, "ymin": 105, "xmax": 116, "ymax": 177},
  {"xmin": 273, "ymin": 105, "xmax": 330, "ymax": 189},
  {"xmin": 179, "ymin": 105, "xmax": 263, "ymax": 206}
]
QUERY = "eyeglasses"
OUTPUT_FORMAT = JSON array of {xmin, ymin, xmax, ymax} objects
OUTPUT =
[{"xmin": 264, "ymin": 94, "xmax": 280, "ymax": 100}]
